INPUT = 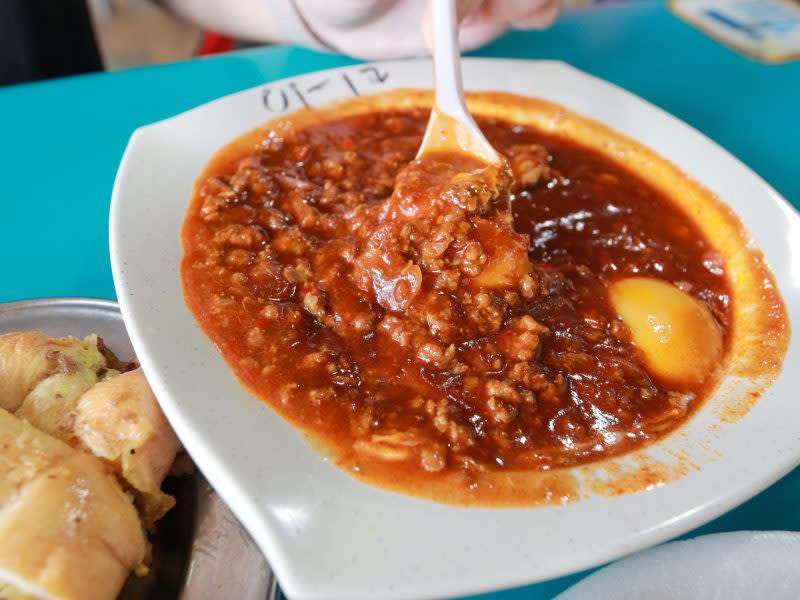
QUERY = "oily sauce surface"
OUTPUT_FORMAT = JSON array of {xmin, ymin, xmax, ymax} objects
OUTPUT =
[{"xmin": 181, "ymin": 108, "xmax": 730, "ymax": 493}]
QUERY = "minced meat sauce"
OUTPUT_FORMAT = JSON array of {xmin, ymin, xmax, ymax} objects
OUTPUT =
[{"xmin": 181, "ymin": 107, "xmax": 730, "ymax": 484}]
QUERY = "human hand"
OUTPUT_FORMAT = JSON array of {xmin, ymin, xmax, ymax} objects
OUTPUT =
[
  {"xmin": 163, "ymin": 0, "xmax": 559, "ymax": 59},
  {"xmin": 294, "ymin": 0, "xmax": 560, "ymax": 59},
  {"xmin": 423, "ymin": 0, "xmax": 560, "ymax": 54}
]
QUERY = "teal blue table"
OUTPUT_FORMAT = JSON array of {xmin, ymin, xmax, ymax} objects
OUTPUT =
[{"xmin": 1, "ymin": 2, "xmax": 798, "ymax": 598}]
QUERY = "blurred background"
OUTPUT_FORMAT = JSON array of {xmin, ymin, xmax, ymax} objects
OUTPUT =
[
  {"xmin": 88, "ymin": 0, "xmax": 203, "ymax": 70},
  {"xmin": 1, "ymin": 0, "xmax": 615, "ymax": 86},
  {"xmin": 2, "ymin": 0, "xmax": 798, "ymax": 87},
  {"xmin": 86, "ymin": 0, "xmax": 607, "ymax": 70}
]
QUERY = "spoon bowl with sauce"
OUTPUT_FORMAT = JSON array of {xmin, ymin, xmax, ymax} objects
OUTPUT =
[{"xmin": 418, "ymin": 0, "xmax": 505, "ymax": 168}]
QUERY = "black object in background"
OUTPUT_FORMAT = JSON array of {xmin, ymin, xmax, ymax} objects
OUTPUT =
[{"xmin": 0, "ymin": 0, "xmax": 103, "ymax": 86}]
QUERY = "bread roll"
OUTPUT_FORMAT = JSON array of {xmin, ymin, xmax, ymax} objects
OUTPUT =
[
  {"xmin": 0, "ymin": 409, "xmax": 146, "ymax": 600},
  {"xmin": 2, "ymin": 333, "xmax": 179, "ymax": 527},
  {"xmin": 75, "ymin": 368, "xmax": 181, "ymax": 527},
  {"xmin": 1, "ymin": 333, "xmax": 106, "ymax": 429},
  {"xmin": 0, "ymin": 333, "xmax": 82, "ymax": 412}
]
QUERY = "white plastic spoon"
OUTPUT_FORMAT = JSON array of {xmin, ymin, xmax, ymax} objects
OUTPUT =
[{"xmin": 417, "ymin": 0, "xmax": 503, "ymax": 166}]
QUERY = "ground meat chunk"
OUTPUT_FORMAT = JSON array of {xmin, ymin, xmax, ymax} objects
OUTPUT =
[
  {"xmin": 506, "ymin": 143, "xmax": 551, "ymax": 188},
  {"xmin": 214, "ymin": 224, "xmax": 267, "ymax": 249}
]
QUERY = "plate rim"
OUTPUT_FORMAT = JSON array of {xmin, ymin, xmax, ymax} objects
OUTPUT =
[{"xmin": 0, "ymin": 296, "xmax": 121, "ymax": 314}]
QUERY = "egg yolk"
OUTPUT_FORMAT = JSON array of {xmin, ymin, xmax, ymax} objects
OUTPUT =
[{"xmin": 608, "ymin": 277, "xmax": 723, "ymax": 387}]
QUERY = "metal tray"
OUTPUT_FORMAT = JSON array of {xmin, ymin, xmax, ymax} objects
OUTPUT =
[{"xmin": 0, "ymin": 298, "xmax": 281, "ymax": 600}]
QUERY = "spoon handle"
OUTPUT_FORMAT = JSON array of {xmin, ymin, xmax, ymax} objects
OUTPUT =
[
  {"xmin": 420, "ymin": 0, "xmax": 502, "ymax": 165},
  {"xmin": 431, "ymin": 0, "xmax": 468, "ymax": 120}
]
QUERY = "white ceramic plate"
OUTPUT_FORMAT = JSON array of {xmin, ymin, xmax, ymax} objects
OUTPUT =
[{"xmin": 110, "ymin": 59, "xmax": 800, "ymax": 600}]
